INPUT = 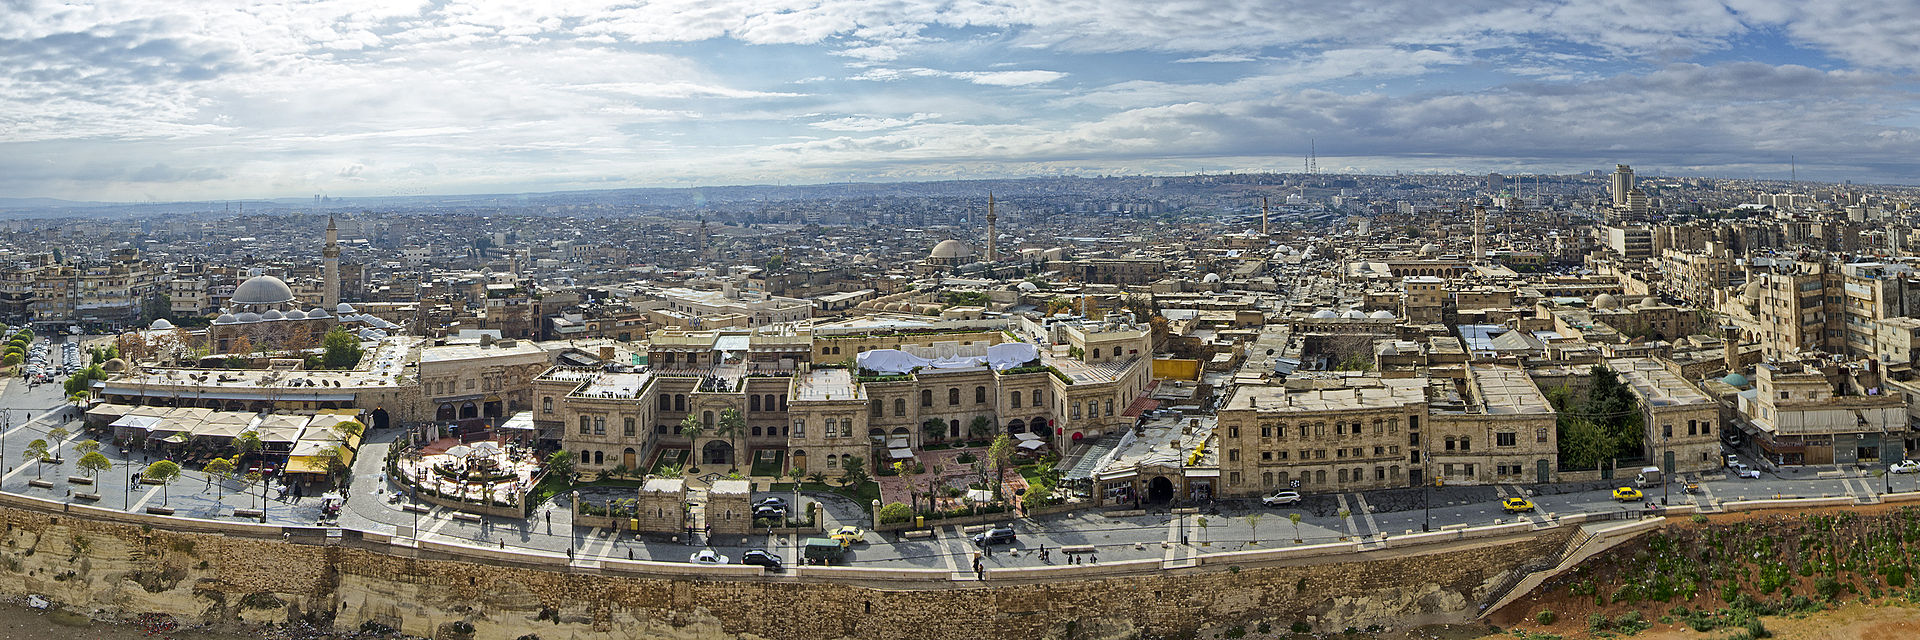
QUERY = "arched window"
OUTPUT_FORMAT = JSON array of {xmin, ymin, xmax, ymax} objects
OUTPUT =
[
  {"xmin": 751, "ymin": 395, "xmax": 762, "ymax": 411},
  {"xmin": 764, "ymin": 394, "xmax": 776, "ymax": 411},
  {"xmin": 593, "ymin": 451, "xmax": 604, "ymax": 465},
  {"xmin": 975, "ymin": 386, "xmax": 987, "ymax": 403},
  {"xmin": 1338, "ymin": 468, "xmax": 1348, "ymax": 483},
  {"xmin": 673, "ymin": 394, "xmax": 685, "ymax": 412},
  {"xmin": 1092, "ymin": 348, "xmax": 1100, "ymax": 359},
  {"xmin": 949, "ymin": 388, "xmax": 960, "ymax": 405},
  {"xmin": 1011, "ymin": 391, "xmax": 1022, "ymax": 408},
  {"xmin": 658, "ymin": 395, "xmax": 671, "ymax": 410},
  {"xmin": 920, "ymin": 390, "xmax": 933, "ymax": 407},
  {"xmin": 827, "ymin": 455, "xmax": 839, "ymax": 469},
  {"xmin": 950, "ymin": 419, "xmax": 961, "ymax": 438},
  {"xmin": 752, "ymin": 426, "xmax": 762, "ymax": 437},
  {"xmin": 894, "ymin": 398, "xmax": 906, "ymax": 416},
  {"xmin": 542, "ymin": 397, "xmax": 553, "ymax": 414},
  {"xmin": 1315, "ymin": 470, "xmax": 1326, "ymax": 484}
]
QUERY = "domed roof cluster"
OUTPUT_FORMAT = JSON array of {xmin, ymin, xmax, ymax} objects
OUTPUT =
[{"xmin": 231, "ymin": 275, "xmax": 295, "ymax": 306}]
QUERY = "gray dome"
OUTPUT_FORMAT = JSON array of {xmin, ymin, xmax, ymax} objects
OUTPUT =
[
  {"xmin": 1311, "ymin": 309, "xmax": 1339, "ymax": 319},
  {"xmin": 307, "ymin": 308, "xmax": 330, "ymax": 318},
  {"xmin": 232, "ymin": 275, "xmax": 295, "ymax": 306},
  {"xmin": 284, "ymin": 310, "xmax": 306, "ymax": 320},
  {"xmin": 213, "ymin": 314, "xmax": 237, "ymax": 325},
  {"xmin": 335, "ymin": 302, "xmax": 356, "ymax": 314},
  {"xmin": 1594, "ymin": 293, "xmax": 1622, "ymax": 309},
  {"xmin": 261, "ymin": 309, "xmax": 284, "ymax": 321},
  {"xmin": 149, "ymin": 318, "xmax": 174, "ymax": 330},
  {"xmin": 236, "ymin": 312, "xmax": 263, "ymax": 323},
  {"xmin": 1369, "ymin": 310, "xmax": 1395, "ymax": 319},
  {"xmin": 1342, "ymin": 309, "xmax": 1367, "ymax": 319},
  {"xmin": 929, "ymin": 239, "xmax": 973, "ymax": 259}
]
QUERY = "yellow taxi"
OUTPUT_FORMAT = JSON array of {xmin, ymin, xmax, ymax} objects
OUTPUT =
[
  {"xmin": 1501, "ymin": 497, "xmax": 1536, "ymax": 513},
  {"xmin": 1612, "ymin": 487, "xmax": 1644, "ymax": 502},
  {"xmin": 829, "ymin": 526, "xmax": 866, "ymax": 547}
]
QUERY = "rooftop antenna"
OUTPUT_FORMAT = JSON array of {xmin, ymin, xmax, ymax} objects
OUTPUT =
[{"xmin": 1307, "ymin": 139, "xmax": 1319, "ymax": 176}]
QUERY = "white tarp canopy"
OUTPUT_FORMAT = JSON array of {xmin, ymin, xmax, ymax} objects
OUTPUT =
[
  {"xmin": 886, "ymin": 436, "xmax": 911, "ymax": 449},
  {"xmin": 110, "ymin": 415, "xmax": 164, "ymax": 431},
  {"xmin": 1018, "ymin": 439, "xmax": 1046, "ymax": 451},
  {"xmin": 889, "ymin": 447, "xmax": 914, "ymax": 460},
  {"xmin": 856, "ymin": 342, "xmax": 1042, "ymax": 375},
  {"xmin": 1014, "ymin": 431, "xmax": 1042, "ymax": 442}
]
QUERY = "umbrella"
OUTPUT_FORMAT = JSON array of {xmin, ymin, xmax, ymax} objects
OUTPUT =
[
  {"xmin": 161, "ymin": 433, "xmax": 188, "ymax": 444},
  {"xmin": 445, "ymin": 445, "xmax": 474, "ymax": 459},
  {"xmin": 470, "ymin": 441, "xmax": 502, "ymax": 456}
]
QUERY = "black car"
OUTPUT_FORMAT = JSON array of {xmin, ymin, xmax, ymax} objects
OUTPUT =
[
  {"xmin": 752, "ymin": 505, "xmax": 787, "ymax": 521},
  {"xmin": 753, "ymin": 497, "xmax": 788, "ymax": 510},
  {"xmin": 740, "ymin": 549, "xmax": 783, "ymax": 571},
  {"xmin": 972, "ymin": 525, "xmax": 1016, "ymax": 546}
]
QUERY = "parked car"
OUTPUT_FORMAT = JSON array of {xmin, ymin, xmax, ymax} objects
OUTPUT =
[
  {"xmin": 1735, "ymin": 467, "xmax": 1762, "ymax": 479},
  {"xmin": 752, "ymin": 505, "xmax": 787, "ymax": 521},
  {"xmin": 753, "ymin": 497, "xmax": 788, "ymax": 510},
  {"xmin": 1892, "ymin": 460, "xmax": 1920, "ymax": 474},
  {"xmin": 1261, "ymin": 490, "xmax": 1302, "ymax": 506},
  {"xmin": 740, "ymin": 550, "xmax": 782, "ymax": 571},
  {"xmin": 1612, "ymin": 487, "xmax": 1644, "ymax": 502},
  {"xmin": 689, "ymin": 549, "xmax": 729, "ymax": 565},
  {"xmin": 972, "ymin": 525, "xmax": 1016, "ymax": 547},
  {"xmin": 1501, "ymin": 497, "xmax": 1536, "ymax": 513}
]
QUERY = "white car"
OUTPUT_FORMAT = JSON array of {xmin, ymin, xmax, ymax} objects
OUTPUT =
[
  {"xmin": 1262, "ymin": 490, "xmax": 1302, "ymax": 506},
  {"xmin": 1892, "ymin": 461, "xmax": 1920, "ymax": 474},
  {"xmin": 689, "ymin": 549, "xmax": 729, "ymax": 565},
  {"xmin": 1735, "ymin": 467, "xmax": 1761, "ymax": 479}
]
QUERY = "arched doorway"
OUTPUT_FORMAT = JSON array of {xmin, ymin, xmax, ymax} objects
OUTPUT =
[
  {"xmin": 702, "ymin": 440, "xmax": 733, "ymax": 467},
  {"xmin": 459, "ymin": 402, "xmax": 477, "ymax": 420},
  {"xmin": 1007, "ymin": 419, "xmax": 1026, "ymax": 435},
  {"xmin": 623, "ymin": 447, "xmax": 637, "ymax": 469},
  {"xmin": 436, "ymin": 403, "xmax": 455, "ymax": 421},
  {"xmin": 791, "ymin": 449, "xmax": 807, "ymax": 473},
  {"xmin": 1032, "ymin": 417, "xmax": 1049, "ymax": 435},
  {"xmin": 483, "ymin": 396, "xmax": 503, "ymax": 420},
  {"xmin": 1147, "ymin": 476, "xmax": 1174, "ymax": 503}
]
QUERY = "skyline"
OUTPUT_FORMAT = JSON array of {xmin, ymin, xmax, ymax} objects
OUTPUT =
[{"xmin": 4, "ymin": 1, "xmax": 1918, "ymax": 201}]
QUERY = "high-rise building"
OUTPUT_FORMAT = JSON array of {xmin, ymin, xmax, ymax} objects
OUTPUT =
[
  {"xmin": 322, "ymin": 216, "xmax": 341, "ymax": 308},
  {"xmin": 1611, "ymin": 164, "xmax": 1635, "ymax": 206}
]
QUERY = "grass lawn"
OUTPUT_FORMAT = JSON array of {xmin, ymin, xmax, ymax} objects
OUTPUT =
[
  {"xmin": 646, "ymin": 449, "xmax": 688, "ymax": 476},
  {"xmin": 1017, "ymin": 464, "xmax": 1044, "ymax": 487},
  {"xmin": 528, "ymin": 476, "xmax": 651, "ymax": 508},
  {"xmin": 749, "ymin": 450, "xmax": 785, "ymax": 477}
]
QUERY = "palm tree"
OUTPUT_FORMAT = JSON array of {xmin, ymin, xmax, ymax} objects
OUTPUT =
[
  {"xmin": 714, "ymin": 408, "xmax": 746, "ymax": 473},
  {"xmin": 987, "ymin": 435, "xmax": 1014, "ymax": 501},
  {"xmin": 680, "ymin": 413, "xmax": 705, "ymax": 473},
  {"xmin": 22, "ymin": 439, "xmax": 48, "ymax": 480},
  {"xmin": 143, "ymin": 461, "xmax": 181, "ymax": 506},
  {"xmin": 204, "ymin": 457, "xmax": 236, "ymax": 499}
]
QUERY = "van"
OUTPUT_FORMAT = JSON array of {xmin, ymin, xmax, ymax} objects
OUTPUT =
[
  {"xmin": 802, "ymin": 538, "xmax": 844, "ymax": 564},
  {"xmin": 1634, "ymin": 466, "xmax": 1662, "ymax": 488}
]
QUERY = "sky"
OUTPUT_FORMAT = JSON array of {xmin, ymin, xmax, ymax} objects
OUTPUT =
[{"xmin": 2, "ymin": 0, "xmax": 1918, "ymax": 202}]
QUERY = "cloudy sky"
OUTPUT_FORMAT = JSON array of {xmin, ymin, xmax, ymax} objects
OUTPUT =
[{"xmin": 3, "ymin": 0, "xmax": 1917, "ymax": 201}]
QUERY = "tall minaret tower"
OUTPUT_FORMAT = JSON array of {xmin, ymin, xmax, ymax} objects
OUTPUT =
[
  {"xmin": 322, "ymin": 216, "xmax": 341, "ymax": 308},
  {"xmin": 1261, "ymin": 196, "xmax": 1270, "ymax": 236},
  {"xmin": 1472, "ymin": 204, "xmax": 1487, "ymax": 263},
  {"xmin": 985, "ymin": 192, "xmax": 998, "ymax": 262}
]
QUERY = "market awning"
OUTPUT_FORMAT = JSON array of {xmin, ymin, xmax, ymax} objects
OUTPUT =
[{"xmin": 888, "ymin": 447, "xmax": 914, "ymax": 460}]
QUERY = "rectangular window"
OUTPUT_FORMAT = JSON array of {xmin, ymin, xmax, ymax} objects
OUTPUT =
[
  {"xmin": 1496, "ymin": 432, "xmax": 1516, "ymax": 447},
  {"xmin": 624, "ymin": 418, "xmax": 636, "ymax": 437},
  {"xmin": 1229, "ymin": 472, "xmax": 1241, "ymax": 486},
  {"xmin": 1228, "ymin": 449, "xmax": 1239, "ymax": 462},
  {"xmin": 1261, "ymin": 451, "xmax": 1272, "ymax": 461},
  {"xmin": 1537, "ymin": 428, "xmax": 1548, "ymax": 443},
  {"xmin": 1663, "ymin": 424, "xmax": 1673, "ymax": 438},
  {"xmin": 1262, "ymin": 426, "xmax": 1271, "ymax": 438},
  {"xmin": 1228, "ymin": 426, "xmax": 1239, "ymax": 438},
  {"xmin": 1461, "ymin": 437, "xmax": 1471, "ymax": 452},
  {"xmin": 793, "ymin": 420, "xmax": 805, "ymax": 437}
]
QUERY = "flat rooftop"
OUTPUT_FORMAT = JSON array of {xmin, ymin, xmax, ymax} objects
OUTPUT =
[
  {"xmin": 794, "ymin": 368, "xmax": 863, "ymax": 402},
  {"xmin": 420, "ymin": 340, "xmax": 546, "ymax": 364},
  {"xmin": 1223, "ymin": 378, "xmax": 1427, "ymax": 412},
  {"xmin": 1610, "ymin": 358, "xmax": 1711, "ymax": 406},
  {"xmin": 1469, "ymin": 364, "xmax": 1555, "ymax": 414}
]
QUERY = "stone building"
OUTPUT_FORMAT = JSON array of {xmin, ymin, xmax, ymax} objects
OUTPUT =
[
  {"xmin": 1215, "ymin": 376, "xmax": 1429, "ymax": 496},
  {"xmin": 1427, "ymin": 364, "xmax": 1560, "ymax": 485}
]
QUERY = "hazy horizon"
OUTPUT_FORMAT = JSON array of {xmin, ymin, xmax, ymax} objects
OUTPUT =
[{"xmin": 5, "ymin": 1, "xmax": 1917, "ymax": 201}]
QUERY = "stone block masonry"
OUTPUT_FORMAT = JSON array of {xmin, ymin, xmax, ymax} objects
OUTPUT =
[{"xmin": 0, "ymin": 501, "xmax": 1574, "ymax": 640}]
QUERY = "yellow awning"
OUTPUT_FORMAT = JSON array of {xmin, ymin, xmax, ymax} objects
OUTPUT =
[{"xmin": 286, "ymin": 448, "xmax": 354, "ymax": 475}]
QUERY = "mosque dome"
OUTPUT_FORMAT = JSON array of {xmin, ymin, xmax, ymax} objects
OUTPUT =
[
  {"xmin": 285, "ymin": 310, "xmax": 306, "ymax": 320},
  {"xmin": 1016, "ymin": 281, "xmax": 1039, "ymax": 292},
  {"xmin": 1311, "ymin": 309, "xmax": 1339, "ymax": 319},
  {"xmin": 1202, "ymin": 273, "xmax": 1222, "ymax": 283},
  {"xmin": 149, "ymin": 318, "xmax": 174, "ymax": 330},
  {"xmin": 929, "ymin": 240, "xmax": 974, "ymax": 260},
  {"xmin": 1419, "ymin": 243, "xmax": 1441, "ymax": 256},
  {"xmin": 1743, "ymin": 280, "xmax": 1763, "ymax": 301},
  {"xmin": 236, "ymin": 312, "xmax": 263, "ymax": 323},
  {"xmin": 1594, "ymin": 293, "xmax": 1622, "ymax": 309},
  {"xmin": 213, "ymin": 314, "xmax": 237, "ymax": 325},
  {"xmin": 1720, "ymin": 372, "xmax": 1749, "ymax": 387},
  {"xmin": 101, "ymin": 358, "xmax": 129, "ymax": 373},
  {"xmin": 1369, "ymin": 310, "xmax": 1396, "ymax": 319},
  {"xmin": 232, "ymin": 275, "xmax": 295, "ymax": 306},
  {"xmin": 336, "ymin": 302, "xmax": 356, "ymax": 314},
  {"xmin": 1342, "ymin": 309, "xmax": 1367, "ymax": 319},
  {"xmin": 308, "ymin": 308, "xmax": 330, "ymax": 318},
  {"xmin": 261, "ymin": 310, "xmax": 284, "ymax": 321}
]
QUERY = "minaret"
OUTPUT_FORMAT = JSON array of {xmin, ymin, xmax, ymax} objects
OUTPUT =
[
  {"xmin": 1472, "ymin": 204, "xmax": 1487, "ymax": 263},
  {"xmin": 985, "ymin": 193, "xmax": 998, "ymax": 262},
  {"xmin": 322, "ymin": 215, "xmax": 341, "ymax": 308},
  {"xmin": 1261, "ymin": 196, "xmax": 1269, "ymax": 236}
]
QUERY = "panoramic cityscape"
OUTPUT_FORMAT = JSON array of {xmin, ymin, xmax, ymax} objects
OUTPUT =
[{"xmin": 5, "ymin": 2, "xmax": 1920, "ymax": 640}]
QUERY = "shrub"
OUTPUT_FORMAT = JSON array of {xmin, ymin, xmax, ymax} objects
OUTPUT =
[
  {"xmin": 1290, "ymin": 621, "xmax": 1310, "ymax": 633},
  {"xmin": 1691, "ymin": 513, "xmax": 1708, "ymax": 524},
  {"xmin": 1587, "ymin": 613, "xmax": 1610, "ymax": 633},
  {"xmin": 1613, "ymin": 610, "xmax": 1648, "ymax": 634},
  {"xmin": 878, "ymin": 502, "xmax": 914, "ymax": 524},
  {"xmin": 1536, "ymin": 609, "xmax": 1556, "ymax": 625}
]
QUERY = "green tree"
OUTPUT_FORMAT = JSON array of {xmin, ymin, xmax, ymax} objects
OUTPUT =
[
  {"xmin": 143, "ymin": 460, "xmax": 182, "ymax": 506},
  {"xmin": 22, "ymin": 439, "xmax": 48, "ymax": 480},
  {"xmin": 680, "ymin": 413, "xmax": 706, "ymax": 472},
  {"xmin": 969, "ymin": 415, "xmax": 994, "ymax": 439},
  {"xmin": 73, "ymin": 439, "xmax": 100, "ymax": 456},
  {"xmin": 878, "ymin": 501, "xmax": 914, "ymax": 524},
  {"xmin": 1, "ymin": 352, "xmax": 19, "ymax": 367},
  {"xmin": 233, "ymin": 431, "xmax": 263, "ymax": 462},
  {"xmin": 922, "ymin": 418, "xmax": 947, "ymax": 444},
  {"xmin": 546, "ymin": 450, "xmax": 576, "ymax": 482},
  {"xmin": 1289, "ymin": 512, "xmax": 1304, "ymax": 543},
  {"xmin": 715, "ymin": 408, "xmax": 746, "ymax": 473},
  {"xmin": 1247, "ymin": 512, "xmax": 1264, "ymax": 545},
  {"xmin": 321, "ymin": 327, "xmax": 363, "ymax": 369},
  {"xmin": 316, "ymin": 445, "xmax": 349, "ymax": 487},
  {"xmin": 243, "ymin": 470, "xmax": 265, "ymax": 511},
  {"xmin": 76, "ymin": 451, "xmax": 111, "ymax": 479},
  {"xmin": 332, "ymin": 420, "xmax": 365, "ymax": 440},
  {"xmin": 987, "ymin": 434, "xmax": 1015, "ymax": 500},
  {"xmin": 46, "ymin": 426, "xmax": 67, "ymax": 451},
  {"xmin": 840, "ymin": 456, "xmax": 867, "ymax": 486},
  {"xmin": 203, "ymin": 457, "xmax": 236, "ymax": 498}
]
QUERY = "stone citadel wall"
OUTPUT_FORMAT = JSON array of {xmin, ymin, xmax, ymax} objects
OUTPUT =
[{"xmin": 0, "ymin": 498, "xmax": 1579, "ymax": 640}]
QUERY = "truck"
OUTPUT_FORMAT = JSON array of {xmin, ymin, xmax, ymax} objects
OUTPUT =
[
  {"xmin": 802, "ymin": 538, "xmax": 845, "ymax": 565},
  {"xmin": 1634, "ymin": 466, "xmax": 1662, "ymax": 488}
]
